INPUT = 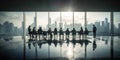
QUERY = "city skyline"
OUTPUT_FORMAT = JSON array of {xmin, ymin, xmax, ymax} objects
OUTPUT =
[{"xmin": 0, "ymin": 12, "xmax": 120, "ymax": 28}]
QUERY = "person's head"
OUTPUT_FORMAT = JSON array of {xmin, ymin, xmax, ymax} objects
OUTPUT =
[
  {"xmin": 81, "ymin": 27, "xmax": 82, "ymax": 29},
  {"xmin": 34, "ymin": 27, "xmax": 35, "ymax": 29},
  {"xmin": 60, "ymin": 28, "xmax": 62, "ymax": 30},
  {"xmin": 85, "ymin": 27, "xmax": 87, "ymax": 29},
  {"xmin": 73, "ymin": 28, "xmax": 75, "ymax": 30},
  {"xmin": 39, "ymin": 27, "xmax": 41, "ymax": 29},
  {"xmin": 67, "ymin": 28, "xmax": 69, "ymax": 30},
  {"xmin": 93, "ymin": 25, "xmax": 95, "ymax": 27},
  {"xmin": 49, "ymin": 28, "xmax": 51, "ymax": 30},
  {"xmin": 29, "ymin": 25, "xmax": 31, "ymax": 27}
]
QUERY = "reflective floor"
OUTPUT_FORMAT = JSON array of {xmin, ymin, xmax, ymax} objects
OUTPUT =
[{"xmin": 0, "ymin": 36, "xmax": 120, "ymax": 60}]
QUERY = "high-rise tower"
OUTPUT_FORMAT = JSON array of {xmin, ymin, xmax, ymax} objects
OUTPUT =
[{"xmin": 34, "ymin": 12, "xmax": 37, "ymax": 29}]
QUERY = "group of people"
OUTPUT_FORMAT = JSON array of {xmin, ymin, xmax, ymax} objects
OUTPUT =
[{"xmin": 28, "ymin": 25, "xmax": 97, "ymax": 40}]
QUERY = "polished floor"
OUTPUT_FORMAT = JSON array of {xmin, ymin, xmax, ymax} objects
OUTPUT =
[{"xmin": 0, "ymin": 36, "xmax": 120, "ymax": 60}]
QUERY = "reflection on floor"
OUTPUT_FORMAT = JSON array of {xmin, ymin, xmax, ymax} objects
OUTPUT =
[
  {"xmin": 0, "ymin": 36, "xmax": 119, "ymax": 60},
  {"xmin": 24, "ymin": 36, "xmax": 114, "ymax": 60}
]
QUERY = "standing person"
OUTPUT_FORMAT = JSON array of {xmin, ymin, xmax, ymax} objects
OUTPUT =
[
  {"xmin": 65, "ymin": 28, "xmax": 70, "ymax": 39},
  {"xmin": 28, "ymin": 26, "xmax": 32, "ymax": 39},
  {"xmin": 54, "ymin": 28, "xmax": 57, "ymax": 39},
  {"xmin": 38, "ymin": 27, "xmax": 43, "ymax": 40},
  {"xmin": 79, "ymin": 27, "xmax": 83, "ymax": 39},
  {"xmin": 93, "ymin": 25, "xmax": 97, "ymax": 38}
]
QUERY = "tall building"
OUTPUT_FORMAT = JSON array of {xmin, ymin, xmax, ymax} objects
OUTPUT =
[
  {"xmin": 59, "ymin": 22, "xmax": 63, "ymax": 29},
  {"xmin": 95, "ymin": 21, "xmax": 100, "ymax": 35},
  {"xmin": 104, "ymin": 18, "xmax": 109, "ymax": 35},
  {"xmin": 47, "ymin": 17, "xmax": 51, "ymax": 29},
  {"xmin": 101, "ymin": 21, "xmax": 105, "ymax": 34},
  {"xmin": 64, "ymin": 22, "xmax": 67, "ymax": 30},
  {"xmin": 118, "ymin": 23, "xmax": 120, "ymax": 30},
  {"xmin": 55, "ymin": 21, "xmax": 57, "ymax": 28},
  {"xmin": 118, "ymin": 23, "xmax": 120, "ymax": 35},
  {"xmin": 34, "ymin": 12, "xmax": 37, "ymax": 29}
]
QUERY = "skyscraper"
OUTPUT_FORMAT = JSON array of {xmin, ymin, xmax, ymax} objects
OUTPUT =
[
  {"xmin": 55, "ymin": 21, "xmax": 57, "ymax": 28},
  {"xmin": 47, "ymin": 17, "xmax": 51, "ymax": 29},
  {"xmin": 104, "ymin": 18, "xmax": 109, "ymax": 35},
  {"xmin": 34, "ymin": 12, "xmax": 37, "ymax": 29},
  {"xmin": 95, "ymin": 21, "xmax": 100, "ymax": 35}
]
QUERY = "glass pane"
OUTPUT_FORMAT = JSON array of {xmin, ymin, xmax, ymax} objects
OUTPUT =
[
  {"xmin": 87, "ymin": 12, "xmax": 110, "ymax": 36},
  {"xmin": 49, "ymin": 12, "xmax": 60, "ymax": 31},
  {"xmin": 62, "ymin": 12, "xmax": 73, "ymax": 31}
]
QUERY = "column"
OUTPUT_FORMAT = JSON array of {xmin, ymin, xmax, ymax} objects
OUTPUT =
[
  {"xmin": 60, "ymin": 11, "xmax": 62, "ymax": 28},
  {"xmin": 85, "ymin": 11, "xmax": 87, "ymax": 28},
  {"xmin": 110, "ymin": 12, "xmax": 114, "ymax": 36},
  {"xmin": 73, "ymin": 11, "xmax": 74, "ymax": 28},
  {"xmin": 23, "ymin": 12, "xmax": 26, "ymax": 39}
]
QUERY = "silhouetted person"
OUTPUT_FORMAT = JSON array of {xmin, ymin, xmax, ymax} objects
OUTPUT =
[
  {"xmin": 32, "ymin": 27, "xmax": 37, "ymax": 39},
  {"xmin": 71, "ymin": 28, "xmax": 76, "ymax": 39},
  {"xmin": 28, "ymin": 26, "xmax": 32, "ymax": 39},
  {"xmin": 38, "ymin": 27, "xmax": 43, "ymax": 40},
  {"xmin": 54, "ymin": 28, "xmax": 57, "ymax": 39},
  {"xmin": 84, "ymin": 27, "xmax": 89, "ymax": 35},
  {"xmin": 79, "ymin": 27, "xmax": 83, "ymax": 39},
  {"xmin": 84, "ymin": 27, "xmax": 89, "ymax": 39},
  {"xmin": 65, "ymin": 28, "xmax": 70, "ymax": 39},
  {"xmin": 93, "ymin": 25, "xmax": 97, "ymax": 38},
  {"xmin": 48, "ymin": 28, "xmax": 52, "ymax": 39},
  {"xmin": 59, "ymin": 28, "xmax": 64, "ymax": 39},
  {"xmin": 43, "ymin": 30, "xmax": 47, "ymax": 40}
]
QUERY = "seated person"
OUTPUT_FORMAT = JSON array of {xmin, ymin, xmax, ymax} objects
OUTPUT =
[
  {"xmin": 59, "ymin": 28, "xmax": 64, "ymax": 39},
  {"xmin": 42, "ymin": 30, "xmax": 47, "ymax": 39},
  {"xmin": 32, "ymin": 27, "xmax": 37, "ymax": 39},
  {"xmin": 71, "ymin": 28, "xmax": 76, "ymax": 35},
  {"xmin": 65, "ymin": 28, "xmax": 70, "ymax": 39},
  {"xmin": 38, "ymin": 27, "xmax": 43, "ymax": 39},
  {"xmin": 28, "ymin": 25, "xmax": 32, "ymax": 39},
  {"xmin": 71, "ymin": 28, "xmax": 76, "ymax": 39},
  {"xmin": 54, "ymin": 28, "xmax": 58, "ymax": 39},
  {"xmin": 47, "ymin": 28, "xmax": 52, "ymax": 39},
  {"xmin": 48, "ymin": 28, "xmax": 52, "ymax": 35},
  {"xmin": 54, "ymin": 28, "xmax": 57, "ymax": 35},
  {"xmin": 59, "ymin": 28, "xmax": 64, "ymax": 35},
  {"xmin": 79, "ymin": 27, "xmax": 83, "ymax": 38},
  {"xmin": 84, "ymin": 27, "xmax": 89, "ymax": 35}
]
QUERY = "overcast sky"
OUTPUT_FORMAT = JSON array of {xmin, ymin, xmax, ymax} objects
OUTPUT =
[{"xmin": 0, "ymin": 12, "xmax": 120, "ymax": 28}]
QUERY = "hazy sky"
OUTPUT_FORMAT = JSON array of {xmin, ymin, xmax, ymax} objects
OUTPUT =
[{"xmin": 0, "ymin": 12, "xmax": 120, "ymax": 28}]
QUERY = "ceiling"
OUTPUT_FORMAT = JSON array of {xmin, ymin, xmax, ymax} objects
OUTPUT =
[{"xmin": 0, "ymin": 0, "xmax": 120, "ymax": 11}]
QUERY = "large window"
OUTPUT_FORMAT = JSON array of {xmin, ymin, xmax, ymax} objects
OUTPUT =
[
  {"xmin": 49, "ymin": 12, "xmax": 60, "ymax": 31},
  {"xmin": 74, "ymin": 12, "xmax": 85, "ymax": 31},
  {"xmin": 0, "ymin": 12, "xmax": 23, "ymax": 36},
  {"xmin": 87, "ymin": 12, "xmax": 110, "ymax": 36},
  {"xmin": 62, "ymin": 12, "xmax": 73, "ymax": 31},
  {"xmin": 114, "ymin": 12, "xmax": 120, "ymax": 36}
]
